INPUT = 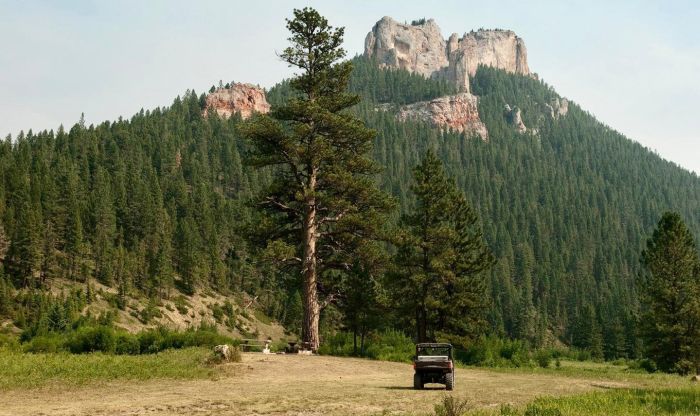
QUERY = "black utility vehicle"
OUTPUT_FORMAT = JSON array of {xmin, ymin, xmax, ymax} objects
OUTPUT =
[{"xmin": 413, "ymin": 343, "xmax": 454, "ymax": 390}]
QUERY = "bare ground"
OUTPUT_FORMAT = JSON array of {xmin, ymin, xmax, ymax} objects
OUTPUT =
[{"xmin": 0, "ymin": 353, "xmax": 629, "ymax": 416}]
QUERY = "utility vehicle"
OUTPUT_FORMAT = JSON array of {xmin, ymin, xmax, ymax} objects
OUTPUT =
[{"xmin": 413, "ymin": 343, "xmax": 454, "ymax": 390}]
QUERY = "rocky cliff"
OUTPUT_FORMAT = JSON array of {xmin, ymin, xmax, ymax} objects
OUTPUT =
[
  {"xmin": 204, "ymin": 83, "xmax": 270, "ymax": 119},
  {"xmin": 365, "ymin": 17, "xmax": 530, "ymax": 92},
  {"xmin": 364, "ymin": 17, "xmax": 448, "ymax": 80},
  {"xmin": 395, "ymin": 93, "xmax": 489, "ymax": 140}
]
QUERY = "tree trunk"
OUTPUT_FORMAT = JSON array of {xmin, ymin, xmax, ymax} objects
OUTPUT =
[
  {"xmin": 360, "ymin": 325, "xmax": 366, "ymax": 355},
  {"xmin": 353, "ymin": 328, "xmax": 358, "ymax": 355},
  {"xmin": 301, "ymin": 177, "xmax": 320, "ymax": 351},
  {"xmin": 416, "ymin": 306, "xmax": 427, "ymax": 343}
]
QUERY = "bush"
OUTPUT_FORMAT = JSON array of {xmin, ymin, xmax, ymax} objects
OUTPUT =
[
  {"xmin": 115, "ymin": 333, "xmax": 140, "ymax": 355},
  {"xmin": 434, "ymin": 396, "xmax": 471, "ymax": 416},
  {"xmin": 139, "ymin": 300, "xmax": 162, "ymax": 324},
  {"xmin": 137, "ymin": 326, "xmax": 233, "ymax": 354},
  {"xmin": 318, "ymin": 330, "xmax": 414, "ymax": 362},
  {"xmin": 211, "ymin": 304, "xmax": 224, "ymax": 323},
  {"xmin": 0, "ymin": 333, "xmax": 19, "ymax": 351},
  {"xmin": 174, "ymin": 296, "xmax": 189, "ymax": 315},
  {"xmin": 575, "ymin": 349, "xmax": 592, "ymax": 362},
  {"xmin": 534, "ymin": 349, "xmax": 552, "ymax": 368},
  {"xmin": 638, "ymin": 358, "xmax": 657, "ymax": 373},
  {"xmin": 24, "ymin": 334, "xmax": 65, "ymax": 353},
  {"xmin": 458, "ymin": 336, "xmax": 530, "ymax": 367},
  {"xmin": 66, "ymin": 326, "xmax": 116, "ymax": 354},
  {"xmin": 366, "ymin": 330, "xmax": 414, "ymax": 362}
]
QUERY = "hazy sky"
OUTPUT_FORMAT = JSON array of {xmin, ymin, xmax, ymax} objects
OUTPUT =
[{"xmin": 1, "ymin": 0, "xmax": 698, "ymax": 174}]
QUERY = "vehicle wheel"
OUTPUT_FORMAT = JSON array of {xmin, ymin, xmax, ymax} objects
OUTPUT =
[
  {"xmin": 413, "ymin": 373, "xmax": 423, "ymax": 390},
  {"xmin": 445, "ymin": 372, "xmax": 454, "ymax": 391}
]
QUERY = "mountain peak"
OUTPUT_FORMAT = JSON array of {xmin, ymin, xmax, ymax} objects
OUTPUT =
[{"xmin": 364, "ymin": 17, "xmax": 529, "ymax": 92}]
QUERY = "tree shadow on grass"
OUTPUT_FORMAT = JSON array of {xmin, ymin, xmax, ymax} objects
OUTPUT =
[{"xmin": 383, "ymin": 386, "xmax": 447, "ymax": 390}]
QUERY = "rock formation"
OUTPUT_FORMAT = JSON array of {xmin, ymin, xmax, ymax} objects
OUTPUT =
[
  {"xmin": 204, "ymin": 83, "xmax": 270, "ymax": 120},
  {"xmin": 364, "ymin": 17, "xmax": 448, "ymax": 80},
  {"xmin": 446, "ymin": 30, "xmax": 529, "ymax": 91},
  {"xmin": 365, "ymin": 17, "xmax": 530, "ymax": 91},
  {"xmin": 545, "ymin": 97, "xmax": 569, "ymax": 119},
  {"xmin": 504, "ymin": 104, "xmax": 527, "ymax": 133},
  {"xmin": 396, "ymin": 93, "xmax": 489, "ymax": 140}
]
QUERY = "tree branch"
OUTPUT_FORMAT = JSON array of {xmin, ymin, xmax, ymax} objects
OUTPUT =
[{"xmin": 262, "ymin": 197, "xmax": 302, "ymax": 215}]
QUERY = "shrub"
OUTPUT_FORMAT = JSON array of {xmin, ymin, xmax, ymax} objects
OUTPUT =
[
  {"xmin": 211, "ymin": 304, "xmax": 224, "ymax": 323},
  {"xmin": 115, "ymin": 333, "xmax": 140, "ymax": 355},
  {"xmin": 575, "ymin": 349, "xmax": 592, "ymax": 362},
  {"xmin": 434, "ymin": 396, "xmax": 471, "ymax": 416},
  {"xmin": 366, "ymin": 330, "xmax": 414, "ymax": 362},
  {"xmin": 534, "ymin": 349, "xmax": 552, "ymax": 368},
  {"xmin": 66, "ymin": 326, "xmax": 116, "ymax": 354},
  {"xmin": 0, "ymin": 333, "xmax": 19, "ymax": 351},
  {"xmin": 139, "ymin": 300, "xmax": 162, "ymax": 324},
  {"xmin": 318, "ymin": 330, "xmax": 414, "ymax": 362},
  {"xmin": 458, "ymin": 336, "xmax": 530, "ymax": 368},
  {"xmin": 638, "ymin": 358, "xmax": 657, "ymax": 373},
  {"xmin": 174, "ymin": 296, "xmax": 189, "ymax": 315},
  {"xmin": 137, "ymin": 326, "xmax": 233, "ymax": 354},
  {"xmin": 24, "ymin": 334, "xmax": 65, "ymax": 353}
]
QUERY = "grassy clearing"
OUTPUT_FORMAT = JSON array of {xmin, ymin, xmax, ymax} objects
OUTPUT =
[
  {"xmin": 525, "ymin": 388, "xmax": 700, "ymax": 416},
  {"xmin": 0, "ymin": 347, "xmax": 217, "ymax": 390},
  {"xmin": 460, "ymin": 387, "xmax": 700, "ymax": 416},
  {"xmin": 478, "ymin": 359, "xmax": 688, "ymax": 389}
]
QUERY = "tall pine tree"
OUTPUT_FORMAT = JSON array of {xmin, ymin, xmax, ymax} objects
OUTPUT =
[
  {"xmin": 242, "ymin": 8, "xmax": 393, "ymax": 350},
  {"xmin": 391, "ymin": 150, "xmax": 494, "ymax": 343},
  {"xmin": 639, "ymin": 212, "xmax": 700, "ymax": 374}
]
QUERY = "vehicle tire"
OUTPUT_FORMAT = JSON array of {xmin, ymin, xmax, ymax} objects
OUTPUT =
[
  {"xmin": 413, "ymin": 373, "xmax": 423, "ymax": 390},
  {"xmin": 445, "ymin": 371, "xmax": 454, "ymax": 391}
]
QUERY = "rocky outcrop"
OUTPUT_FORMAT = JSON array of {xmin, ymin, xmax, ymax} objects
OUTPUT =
[
  {"xmin": 365, "ymin": 17, "xmax": 448, "ymax": 80},
  {"xmin": 204, "ymin": 83, "xmax": 270, "ymax": 120},
  {"xmin": 545, "ymin": 97, "xmax": 569, "ymax": 119},
  {"xmin": 396, "ymin": 93, "xmax": 489, "ymax": 140},
  {"xmin": 504, "ymin": 104, "xmax": 527, "ymax": 133},
  {"xmin": 446, "ymin": 30, "xmax": 529, "ymax": 91},
  {"xmin": 365, "ymin": 17, "xmax": 530, "ymax": 91}
]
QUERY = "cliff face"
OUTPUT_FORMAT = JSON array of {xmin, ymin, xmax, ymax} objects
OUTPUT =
[
  {"xmin": 446, "ymin": 30, "xmax": 529, "ymax": 91},
  {"xmin": 204, "ymin": 83, "xmax": 270, "ymax": 119},
  {"xmin": 395, "ymin": 93, "xmax": 489, "ymax": 140},
  {"xmin": 365, "ymin": 17, "xmax": 530, "ymax": 92},
  {"xmin": 364, "ymin": 17, "xmax": 448, "ymax": 80}
]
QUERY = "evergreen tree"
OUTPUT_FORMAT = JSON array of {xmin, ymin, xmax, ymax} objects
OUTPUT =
[
  {"xmin": 242, "ymin": 8, "xmax": 393, "ymax": 350},
  {"xmin": 391, "ymin": 150, "xmax": 494, "ymax": 342},
  {"xmin": 639, "ymin": 212, "xmax": 700, "ymax": 374}
]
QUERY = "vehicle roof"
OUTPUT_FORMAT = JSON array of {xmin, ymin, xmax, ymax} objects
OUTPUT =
[{"xmin": 416, "ymin": 343, "xmax": 452, "ymax": 347}]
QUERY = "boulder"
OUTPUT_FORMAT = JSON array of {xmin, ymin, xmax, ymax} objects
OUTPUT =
[{"xmin": 213, "ymin": 344, "xmax": 234, "ymax": 362}]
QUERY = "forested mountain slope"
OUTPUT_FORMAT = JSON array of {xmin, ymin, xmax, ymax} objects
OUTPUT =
[
  {"xmin": 336, "ymin": 59, "xmax": 700, "ymax": 355},
  {"xmin": 0, "ymin": 54, "xmax": 697, "ymax": 356}
]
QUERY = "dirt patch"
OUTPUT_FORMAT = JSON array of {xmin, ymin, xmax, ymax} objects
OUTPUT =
[{"xmin": 0, "ymin": 353, "xmax": 629, "ymax": 416}]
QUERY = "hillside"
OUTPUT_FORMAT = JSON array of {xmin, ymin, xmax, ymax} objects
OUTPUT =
[
  {"xmin": 0, "ymin": 16, "xmax": 698, "ymax": 359},
  {"xmin": 345, "ymin": 60, "xmax": 700, "ymax": 354}
]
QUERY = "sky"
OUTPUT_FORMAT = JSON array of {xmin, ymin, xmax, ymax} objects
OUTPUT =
[{"xmin": 1, "ymin": 0, "xmax": 698, "ymax": 174}]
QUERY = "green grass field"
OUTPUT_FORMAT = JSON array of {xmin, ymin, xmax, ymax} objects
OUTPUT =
[
  {"xmin": 0, "ymin": 347, "xmax": 216, "ymax": 390},
  {"xmin": 460, "ymin": 388, "xmax": 700, "ymax": 416}
]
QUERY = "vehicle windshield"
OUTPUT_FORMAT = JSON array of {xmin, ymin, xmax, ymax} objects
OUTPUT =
[{"xmin": 417, "ymin": 346, "xmax": 450, "ymax": 356}]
